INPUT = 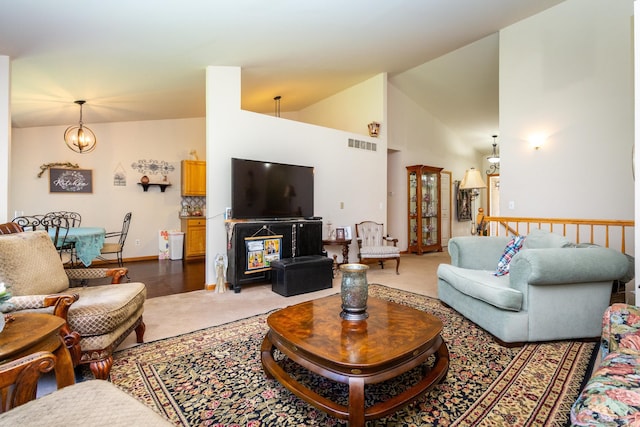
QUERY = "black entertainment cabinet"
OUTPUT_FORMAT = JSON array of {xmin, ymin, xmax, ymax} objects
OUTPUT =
[{"xmin": 226, "ymin": 219, "xmax": 323, "ymax": 293}]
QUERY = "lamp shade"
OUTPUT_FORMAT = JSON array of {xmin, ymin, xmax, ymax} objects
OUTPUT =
[{"xmin": 460, "ymin": 168, "xmax": 487, "ymax": 190}]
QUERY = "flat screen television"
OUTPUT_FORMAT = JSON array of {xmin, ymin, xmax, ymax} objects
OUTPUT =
[{"xmin": 231, "ymin": 158, "xmax": 315, "ymax": 220}]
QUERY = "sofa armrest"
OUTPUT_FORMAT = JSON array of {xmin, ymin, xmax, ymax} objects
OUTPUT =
[
  {"xmin": 65, "ymin": 267, "xmax": 128, "ymax": 285},
  {"xmin": 509, "ymin": 247, "xmax": 629, "ymax": 287},
  {"xmin": 448, "ymin": 236, "xmax": 511, "ymax": 270},
  {"xmin": 601, "ymin": 303, "xmax": 640, "ymax": 359}
]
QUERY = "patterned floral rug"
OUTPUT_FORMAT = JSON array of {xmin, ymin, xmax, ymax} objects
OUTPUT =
[{"xmin": 107, "ymin": 284, "xmax": 596, "ymax": 426}]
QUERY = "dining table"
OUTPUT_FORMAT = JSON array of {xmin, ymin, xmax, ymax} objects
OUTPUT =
[{"xmin": 50, "ymin": 226, "xmax": 106, "ymax": 267}]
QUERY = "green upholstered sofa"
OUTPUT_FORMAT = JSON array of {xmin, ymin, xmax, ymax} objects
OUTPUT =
[{"xmin": 437, "ymin": 230, "xmax": 631, "ymax": 345}]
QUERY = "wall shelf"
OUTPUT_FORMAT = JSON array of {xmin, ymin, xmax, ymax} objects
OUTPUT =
[{"xmin": 138, "ymin": 183, "xmax": 171, "ymax": 192}]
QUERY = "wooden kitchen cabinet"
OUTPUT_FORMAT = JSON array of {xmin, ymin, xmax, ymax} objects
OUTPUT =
[
  {"xmin": 181, "ymin": 218, "xmax": 206, "ymax": 258},
  {"xmin": 181, "ymin": 160, "xmax": 206, "ymax": 196}
]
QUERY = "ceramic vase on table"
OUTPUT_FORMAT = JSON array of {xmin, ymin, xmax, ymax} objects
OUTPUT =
[{"xmin": 339, "ymin": 263, "xmax": 369, "ymax": 320}]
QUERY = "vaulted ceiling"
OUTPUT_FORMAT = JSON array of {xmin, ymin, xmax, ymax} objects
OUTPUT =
[{"xmin": 0, "ymin": 0, "xmax": 564, "ymax": 150}]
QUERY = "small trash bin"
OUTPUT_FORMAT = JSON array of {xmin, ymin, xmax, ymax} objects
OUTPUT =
[{"xmin": 168, "ymin": 231, "xmax": 185, "ymax": 260}]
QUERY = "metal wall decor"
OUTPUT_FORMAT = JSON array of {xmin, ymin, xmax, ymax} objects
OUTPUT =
[
  {"xmin": 455, "ymin": 181, "xmax": 471, "ymax": 221},
  {"xmin": 131, "ymin": 159, "xmax": 175, "ymax": 176}
]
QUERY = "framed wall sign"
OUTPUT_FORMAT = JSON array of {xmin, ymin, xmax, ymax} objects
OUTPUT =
[{"xmin": 49, "ymin": 168, "xmax": 93, "ymax": 193}]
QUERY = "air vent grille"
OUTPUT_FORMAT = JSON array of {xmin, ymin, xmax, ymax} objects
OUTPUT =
[{"xmin": 348, "ymin": 138, "xmax": 377, "ymax": 152}]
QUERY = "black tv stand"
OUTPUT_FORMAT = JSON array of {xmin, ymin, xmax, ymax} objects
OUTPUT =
[{"xmin": 225, "ymin": 219, "xmax": 323, "ymax": 293}]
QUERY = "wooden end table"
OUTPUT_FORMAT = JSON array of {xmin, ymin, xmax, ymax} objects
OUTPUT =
[
  {"xmin": 322, "ymin": 239, "xmax": 351, "ymax": 274},
  {"xmin": 0, "ymin": 313, "xmax": 75, "ymax": 389},
  {"xmin": 261, "ymin": 295, "xmax": 449, "ymax": 426}
]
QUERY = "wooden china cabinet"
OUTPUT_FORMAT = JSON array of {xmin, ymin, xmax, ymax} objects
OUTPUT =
[{"xmin": 407, "ymin": 165, "xmax": 443, "ymax": 254}]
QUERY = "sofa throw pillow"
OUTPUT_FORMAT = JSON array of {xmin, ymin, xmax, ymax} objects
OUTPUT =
[
  {"xmin": 0, "ymin": 231, "xmax": 69, "ymax": 296},
  {"xmin": 522, "ymin": 228, "xmax": 571, "ymax": 249},
  {"xmin": 494, "ymin": 235, "xmax": 526, "ymax": 276}
]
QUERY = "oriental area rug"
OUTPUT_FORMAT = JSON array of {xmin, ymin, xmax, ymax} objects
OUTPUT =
[{"xmin": 106, "ymin": 284, "xmax": 596, "ymax": 426}]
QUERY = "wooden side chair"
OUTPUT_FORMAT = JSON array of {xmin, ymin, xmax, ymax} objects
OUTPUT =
[{"xmin": 355, "ymin": 221, "xmax": 401, "ymax": 274}]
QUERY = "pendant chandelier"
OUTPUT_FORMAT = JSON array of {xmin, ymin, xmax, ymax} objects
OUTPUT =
[
  {"xmin": 486, "ymin": 135, "xmax": 499, "ymax": 174},
  {"xmin": 274, "ymin": 95, "xmax": 281, "ymax": 117},
  {"xmin": 64, "ymin": 100, "xmax": 97, "ymax": 153}
]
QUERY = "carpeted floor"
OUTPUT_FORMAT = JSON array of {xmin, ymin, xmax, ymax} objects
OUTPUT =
[{"xmin": 105, "ymin": 284, "xmax": 596, "ymax": 426}]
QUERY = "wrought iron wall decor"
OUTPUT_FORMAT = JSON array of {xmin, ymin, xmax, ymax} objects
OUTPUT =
[
  {"xmin": 455, "ymin": 181, "xmax": 471, "ymax": 221},
  {"xmin": 131, "ymin": 159, "xmax": 175, "ymax": 176}
]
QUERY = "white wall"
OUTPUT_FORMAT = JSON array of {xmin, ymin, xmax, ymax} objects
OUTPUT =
[
  {"xmin": 499, "ymin": 0, "xmax": 634, "ymax": 221},
  {"xmin": 634, "ymin": 0, "xmax": 640, "ymax": 300},
  {"xmin": 387, "ymin": 83, "xmax": 481, "ymax": 249},
  {"xmin": 0, "ymin": 56, "xmax": 10, "ymax": 223},
  {"xmin": 10, "ymin": 118, "xmax": 206, "ymax": 259},
  {"xmin": 296, "ymin": 74, "xmax": 386, "ymax": 138},
  {"xmin": 205, "ymin": 66, "xmax": 387, "ymax": 286}
]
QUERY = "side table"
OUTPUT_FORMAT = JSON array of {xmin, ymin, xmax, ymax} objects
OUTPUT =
[
  {"xmin": 322, "ymin": 238, "xmax": 351, "ymax": 273},
  {"xmin": 0, "ymin": 313, "xmax": 75, "ymax": 389}
]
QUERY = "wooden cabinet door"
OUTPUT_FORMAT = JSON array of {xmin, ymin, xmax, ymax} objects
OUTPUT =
[
  {"xmin": 183, "ymin": 218, "xmax": 206, "ymax": 257},
  {"xmin": 181, "ymin": 160, "xmax": 206, "ymax": 196}
]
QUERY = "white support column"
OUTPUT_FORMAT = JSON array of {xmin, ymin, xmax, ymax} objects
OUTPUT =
[
  {"xmin": 0, "ymin": 56, "xmax": 10, "ymax": 223},
  {"xmin": 634, "ymin": 1, "xmax": 639, "ymax": 304}
]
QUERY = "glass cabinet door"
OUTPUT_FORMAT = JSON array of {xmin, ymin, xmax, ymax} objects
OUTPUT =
[
  {"xmin": 421, "ymin": 171, "xmax": 438, "ymax": 247},
  {"xmin": 407, "ymin": 165, "xmax": 443, "ymax": 254},
  {"xmin": 408, "ymin": 170, "xmax": 418, "ymax": 247}
]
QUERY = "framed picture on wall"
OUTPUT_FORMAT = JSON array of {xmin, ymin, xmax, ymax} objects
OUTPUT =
[{"xmin": 49, "ymin": 168, "xmax": 93, "ymax": 193}]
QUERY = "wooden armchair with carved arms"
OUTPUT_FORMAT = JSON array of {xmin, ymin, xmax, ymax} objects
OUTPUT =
[
  {"xmin": 355, "ymin": 221, "xmax": 401, "ymax": 274},
  {"xmin": 0, "ymin": 224, "xmax": 146, "ymax": 380},
  {"xmin": 0, "ymin": 351, "xmax": 172, "ymax": 425}
]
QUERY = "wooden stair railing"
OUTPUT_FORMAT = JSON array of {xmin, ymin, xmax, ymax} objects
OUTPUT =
[{"xmin": 482, "ymin": 216, "xmax": 634, "ymax": 254}]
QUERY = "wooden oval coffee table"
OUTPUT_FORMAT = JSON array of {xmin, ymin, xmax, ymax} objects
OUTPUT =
[{"xmin": 261, "ymin": 294, "xmax": 449, "ymax": 426}]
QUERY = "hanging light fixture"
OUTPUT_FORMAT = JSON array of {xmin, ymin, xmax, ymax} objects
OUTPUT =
[
  {"xmin": 274, "ymin": 95, "xmax": 281, "ymax": 117},
  {"xmin": 64, "ymin": 100, "xmax": 97, "ymax": 153},
  {"xmin": 486, "ymin": 135, "xmax": 499, "ymax": 174}
]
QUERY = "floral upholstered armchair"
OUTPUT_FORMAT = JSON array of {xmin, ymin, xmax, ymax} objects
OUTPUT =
[{"xmin": 0, "ymin": 226, "xmax": 146, "ymax": 380}]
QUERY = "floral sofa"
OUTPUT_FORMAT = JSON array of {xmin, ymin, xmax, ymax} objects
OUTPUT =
[{"xmin": 571, "ymin": 303, "xmax": 640, "ymax": 425}]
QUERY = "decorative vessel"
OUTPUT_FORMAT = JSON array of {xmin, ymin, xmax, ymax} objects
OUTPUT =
[{"xmin": 339, "ymin": 263, "xmax": 369, "ymax": 320}]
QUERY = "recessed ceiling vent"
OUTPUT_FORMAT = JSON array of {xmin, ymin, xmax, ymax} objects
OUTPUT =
[{"xmin": 348, "ymin": 138, "xmax": 377, "ymax": 152}]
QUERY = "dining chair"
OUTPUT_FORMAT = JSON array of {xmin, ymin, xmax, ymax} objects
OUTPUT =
[
  {"xmin": 13, "ymin": 215, "xmax": 73, "ymax": 265},
  {"xmin": 43, "ymin": 212, "xmax": 80, "ymax": 265},
  {"xmin": 97, "ymin": 212, "xmax": 132, "ymax": 267},
  {"xmin": 11, "ymin": 215, "xmax": 46, "ymax": 232},
  {"xmin": 45, "ymin": 211, "xmax": 82, "ymax": 228}
]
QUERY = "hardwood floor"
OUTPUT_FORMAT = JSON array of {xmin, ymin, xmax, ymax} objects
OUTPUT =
[{"xmin": 116, "ymin": 258, "xmax": 207, "ymax": 299}]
